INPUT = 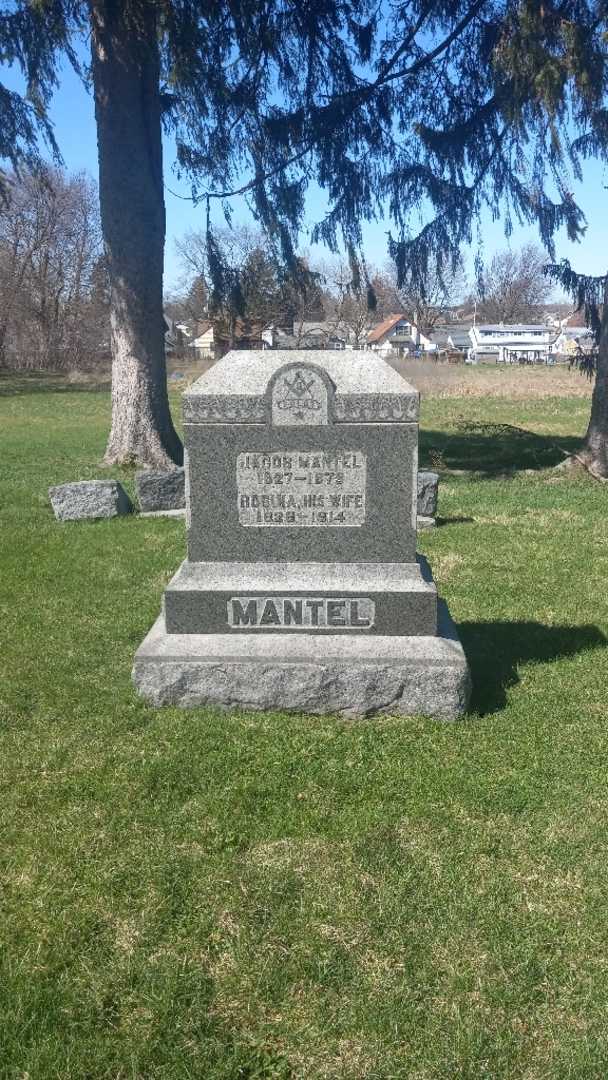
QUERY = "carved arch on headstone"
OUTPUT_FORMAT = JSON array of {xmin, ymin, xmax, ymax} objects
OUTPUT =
[{"xmin": 266, "ymin": 361, "xmax": 336, "ymax": 427}]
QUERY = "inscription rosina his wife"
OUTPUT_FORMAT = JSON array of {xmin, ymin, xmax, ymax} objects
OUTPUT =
[{"xmin": 237, "ymin": 450, "xmax": 367, "ymax": 527}]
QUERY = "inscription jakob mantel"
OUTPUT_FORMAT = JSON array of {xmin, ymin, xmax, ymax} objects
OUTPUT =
[{"xmin": 237, "ymin": 450, "xmax": 367, "ymax": 527}]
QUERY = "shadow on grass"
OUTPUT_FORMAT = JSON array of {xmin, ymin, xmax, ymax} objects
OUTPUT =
[
  {"xmin": 420, "ymin": 424, "xmax": 581, "ymax": 475},
  {"xmin": 0, "ymin": 371, "xmax": 111, "ymax": 396},
  {"xmin": 436, "ymin": 515, "xmax": 475, "ymax": 527},
  {"xmin": 460, "ymin": 620, "xmax": 607, "ymax": 715}
]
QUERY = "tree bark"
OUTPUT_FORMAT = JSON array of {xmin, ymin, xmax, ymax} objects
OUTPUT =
[
  {"xmin": 580, "ymin": 282, "xmax": 608, "ymax": 478},
  {"xmin": 89, "ymin": 0, "xmax": 182, "ymax": 467}
]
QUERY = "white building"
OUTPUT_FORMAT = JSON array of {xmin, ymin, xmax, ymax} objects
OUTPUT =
[
  {"xmin": 192, "ymin": 322, "xmax": 214, "ymax": 357},
  {"xmin": 367, "ymin": 315, "xmax": 416, "ymax": 353},
  {"xmin": 468, "ymin": 324, "xmax": 556, "ymax": 364}
]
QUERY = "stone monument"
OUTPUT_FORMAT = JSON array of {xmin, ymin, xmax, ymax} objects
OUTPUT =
[{"xmin": 133, "ymin": 351, "xmax": 471, "ymax": 718}]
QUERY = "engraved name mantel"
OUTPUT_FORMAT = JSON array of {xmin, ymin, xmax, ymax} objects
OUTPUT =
[{"xmin": 228, "ymin": 596, "xmax": 375, "ymax": 630}]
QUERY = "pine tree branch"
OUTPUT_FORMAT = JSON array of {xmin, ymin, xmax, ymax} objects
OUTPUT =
[{"xmin": 198, "ymin": 0, "xmax": 488, "ymax": 205}]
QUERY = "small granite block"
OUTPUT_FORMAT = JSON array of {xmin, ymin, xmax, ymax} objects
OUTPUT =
[
  {"xmin": 135, "ymin": 467, "xmax": 185, "ymax": 512},
  {"xmin": 417, "ymin": 471, "xmax": 439, "ymax": 517},
  {"xmin": 49, "ymin": 480, "xmax": 132, "ymax": 521},
  {"xmin": 417, "ymin": 515, "xmax": 436, "ymax": 530},
  {"xmin": 132, "ymin": 601, "xmax": 470, "ymax": 720}
]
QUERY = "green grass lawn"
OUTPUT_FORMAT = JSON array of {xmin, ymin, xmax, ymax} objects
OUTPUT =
[{"xmin": 1, "ymin": 371, "xmax": 607, "ymax": 1079}]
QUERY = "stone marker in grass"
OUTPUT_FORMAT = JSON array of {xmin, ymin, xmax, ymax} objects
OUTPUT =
[
  {"xmin": 49, "ymin": 480, "xmax": 132, "ymax": 521},
  {"xmin": 417, "ymin": 470, "xmax": 439, "ymax": 530},
  {"xmin": 132, "ymin": 350, "xmax": 470, "ymax": 718},
  {"xmin": 417, "ymin": 470, "xmax": 439, "ymax": 517},
  {"xmin": 135, "ymin": 467, "xmax": 185, "ymax": 512}
]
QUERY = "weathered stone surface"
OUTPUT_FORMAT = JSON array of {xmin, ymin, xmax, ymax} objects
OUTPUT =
[
  {"xmin": 185, "ymin": 351, "xmax": 419, "ymax": 564},
  {"xmin": 132, "ymin": 602, "xmax": 470, "ymax": 720},
  {"xmin": 135, "ymin": 467, "xmax": 185, "ymax": 512},
  {"xmin": 163, "ymin": 556, "xmax": 437, "ymax": 636},
  {"xmin": 417, "ymin": 471, "xmax": 439, "ymax": 517},
  {"xmin": 49, "ymin": 480, "xmax": 132, "ymax": 521},
  {"xmin": 186, "ymin": 425, "xmax": 419, "ymax": 564},
  {"xmin": 417, "ymin": 515, "xmax": 436, "ymax": 530},
  {"xmin": 183, "ymin": 350, "xmax": 420, "ymax": 424}
]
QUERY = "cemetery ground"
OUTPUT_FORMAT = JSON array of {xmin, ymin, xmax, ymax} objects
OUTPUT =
[{"xmin": 1, "ymin": 364, "xmax": 607, "ymax": 1080}]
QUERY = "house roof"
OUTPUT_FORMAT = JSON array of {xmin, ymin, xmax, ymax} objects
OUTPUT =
[
  {"xmin": 475, "ymin": 324, "xmax": 549, "ymax": 333},
  {"xmin": 448, "ymin": 329, "xmax": 472, "ymax": 347},
  {"xmin": 367, "ymin": 314, "xmax": 408, "ymax": 343},
  {"xmin": 558, "ymin": 326, "xmax": 593, "ymax": 339},
  {"xmin": 192, "ymin": 321, "xmax": 213, "ymax": 346},
  {"xmin": 427, "ymin": 329, "xmax": 451, "ymax": 347}
]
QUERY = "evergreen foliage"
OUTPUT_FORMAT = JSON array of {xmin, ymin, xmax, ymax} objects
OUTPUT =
[
  {"xmin": 545, "ymin": 259, "xmax": 606, "ymax": 377},
  {"xmin": 3, "ymin": 1, "xmax": 604, "ymax": 294},
  {"xmin": 4, "ymin": 0, "xmax": 608, "ymax": 469}
]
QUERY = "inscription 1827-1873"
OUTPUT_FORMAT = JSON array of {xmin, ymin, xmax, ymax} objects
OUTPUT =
[{"xmin": 237, "ymin": 450, "xmax": 366, "ymax": 527}]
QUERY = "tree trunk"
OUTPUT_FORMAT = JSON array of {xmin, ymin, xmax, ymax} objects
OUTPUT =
[
  {"xmin": 89, "ymin": 0, "xmax": 182, "ymax": 467},
  {"xmin": 580, "ymin": 283, "xmax": 608, "ymax": 478}
]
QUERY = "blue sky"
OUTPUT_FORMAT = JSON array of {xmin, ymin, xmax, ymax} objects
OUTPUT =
[{"xmin": 3, "ymin": 52, "xmax": 608, "ymax": 297}]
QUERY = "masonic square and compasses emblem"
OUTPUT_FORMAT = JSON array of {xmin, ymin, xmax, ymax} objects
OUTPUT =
[
  {"xmin": 278, "ymin": 371, "xmax": 320, "ymax": 419},
  {"xmin": 271, "ymin": 364, "xmax": 329, "ymax": 426}
]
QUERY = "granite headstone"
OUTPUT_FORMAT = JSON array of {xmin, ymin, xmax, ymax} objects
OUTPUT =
[{"xmin": 133, "ymin": 351, "xmax": 470, "ymax": 718}]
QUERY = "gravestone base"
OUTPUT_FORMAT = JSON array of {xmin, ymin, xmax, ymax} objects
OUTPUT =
[
  {"xmin": 132, "ymin": 600, "xmax": 470, "ymax": 720},
  {"xmin": 163, "ymin": 556, "xmax": 438, "ymax": 636}
]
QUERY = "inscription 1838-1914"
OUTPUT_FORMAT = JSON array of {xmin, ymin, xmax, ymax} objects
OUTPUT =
[{"xmin": 237, "ymin": 450, "xmax": 366, "ymax": 527}]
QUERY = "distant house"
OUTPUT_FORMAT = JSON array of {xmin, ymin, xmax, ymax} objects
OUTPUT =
[
  {"xmin": 468, "ymin": 323, "xmax": 555, "ymax": 363},
  {"xmin": 422, "ymin": 327, "xmax": 451, "ymax": 352},
  {"xmin": 541, "ymin": 304, "xmax": 573, "ymax": 329},
  {"xmin": 447, "ymin": 327, "xmax": 473, "ymax": 353},
  {"xmin": 421, "ymin": 326, "xmax": 472, "ymax": 355},
  {"xmin": 164, "ymin": 313, "xmax": 190, "ymax": 356},
  {"xmin": 192, "ymin": 320, "xmax": 276, "ymax": 358},
  {"xmin": 367, "ymin": 315, "xmax": 465, "ymax": 354},
  {"xmin": 294, "ymin": 322, "xmax": 348, "ymax": 349},
  {"xmin": 192, "ymin": 321, "xmax": 214, "ymax": 358},
  {"xmin": 367, "ymin": 314, "xmax": 415, "ymax": 354},
  {"xmin": 552, "ymin": 326, "xmax": 595, "ymax": 356},
  {"xmin": 415, "ymin": 327, "xmax": 438, "ymax": 351}
]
